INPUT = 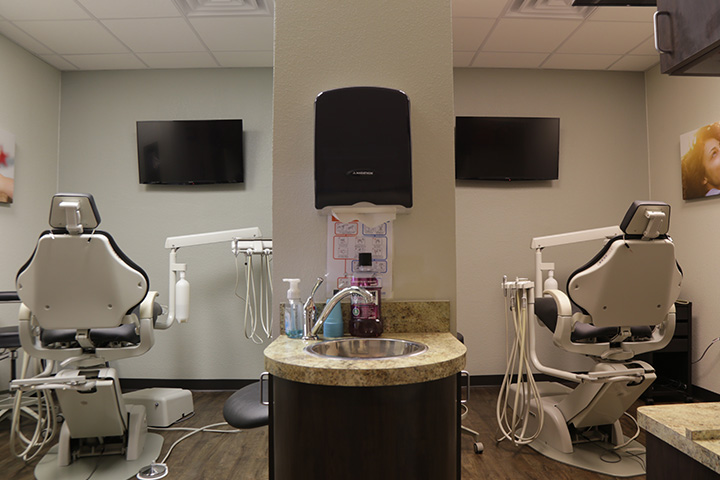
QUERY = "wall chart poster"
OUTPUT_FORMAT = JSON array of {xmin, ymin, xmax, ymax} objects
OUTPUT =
[
  {"xmin": 0, "ymin": 127, "xmax": 15, "ymax": 204},
  {"xmin": 326, "ymin": 215, "xmax": 393, "ymax": 299}
]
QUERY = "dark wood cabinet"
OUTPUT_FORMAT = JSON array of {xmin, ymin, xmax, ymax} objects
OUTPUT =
[
  {"xmin": 656, "ymin": 0, "xmax": 720, "ymax": 75},
  {"xmin": 640, "ymin": 300, "xmax": 692, "ymax": 403},
  {"xmin": 268, "ymin": 374, "xmax": 461, "ymax": 480}
]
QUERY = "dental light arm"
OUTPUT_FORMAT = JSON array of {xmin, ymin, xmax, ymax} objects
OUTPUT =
[
  {"xmin": 531, "ymin": 226, "xmax": 622, "ymax": 292},
  {"xmin": 163, "ymin": 228, "xmax": 271, "ymax": 327}
]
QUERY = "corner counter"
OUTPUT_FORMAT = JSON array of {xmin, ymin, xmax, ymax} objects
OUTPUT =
[{"xmin": 638, "ymin": 402, "xmax": 720, "ymax": 479}]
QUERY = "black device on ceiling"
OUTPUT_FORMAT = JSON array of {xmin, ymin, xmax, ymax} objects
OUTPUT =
[
  {"xmin": 454, "ymin": 116, "xmax": 560, "ymax": 182},
  {"xmin": 571, "ymin": 0, "xmax": 656, "ymax": 5},
  {"xmin": 136, "ymin": 119, "xmax": 244, "ymax": 185}
]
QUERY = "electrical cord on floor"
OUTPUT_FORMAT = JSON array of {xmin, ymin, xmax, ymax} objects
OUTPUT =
[
  {"xmin": 496, "ymin": 287, "xmax": 544, "ymax": 446},
  {"xmin": 693, "ymin": 336, "xmax": 720, "ymax": 364},
  {"xmin": 150, "ymin": 421, "xmax": 242, "ymax": 464},
  {"xmin": 139, "ymin": 421, "xmax": 242, "ymax": 480}
]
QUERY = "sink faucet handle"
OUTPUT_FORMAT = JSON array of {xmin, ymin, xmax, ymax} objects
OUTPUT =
[
  {"xmin": 309, "ymin": 277, "xmax": 324, "ymax": 300},
  {"xmin": 301, "ymin": 277, "xmax": 325, "ymax": 340}
]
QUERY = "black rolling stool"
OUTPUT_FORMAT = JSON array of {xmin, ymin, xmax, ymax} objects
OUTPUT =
[{"xmin": 223, "ymin": 379, "xmax": 269, "ymax": 430}]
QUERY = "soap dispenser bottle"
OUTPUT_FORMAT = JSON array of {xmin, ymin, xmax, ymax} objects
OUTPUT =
[
  {"xmin": 282, "ymin": 278, "xmax": 303, "ymax": 338},
  {"xmin": 350, "ymin": 252, "xmax": 383, "ymax": 337}
]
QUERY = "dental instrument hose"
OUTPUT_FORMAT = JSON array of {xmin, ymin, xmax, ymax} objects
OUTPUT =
[
  {"xmin": 496, "ymin": 285, "xmax": 544, "ymax": 446},
  {"xmin": 10, "ymin": 352, "xmax": 57, "ymax": 462}
]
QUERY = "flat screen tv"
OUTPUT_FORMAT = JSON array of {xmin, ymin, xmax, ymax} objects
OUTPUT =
[
  {"xmin": 455, "ymin": 116, "xmax": 559, "ymax": 181},
  {"xmin": 137, "ymin": 119, "xmax": 244, "ymax": 185}
]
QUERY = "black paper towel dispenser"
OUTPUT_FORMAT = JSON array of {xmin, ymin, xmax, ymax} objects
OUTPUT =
[{"xmin": 314, "ymin": 86, "xmax": 412, "ymax": 210}]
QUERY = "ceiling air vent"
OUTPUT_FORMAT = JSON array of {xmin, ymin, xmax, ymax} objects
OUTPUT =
[
  {"xmin": 175, "ymin": 0, "xmax": 274, "ymax": 17},
  {"xmin": 507, "ymin": 0, "xmax": 596, "ymax": 19}
]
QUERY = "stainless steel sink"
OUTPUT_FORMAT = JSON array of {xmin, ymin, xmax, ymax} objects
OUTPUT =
[{"xmin": 304, "ymin": 338, "xmax": 427, "ymax": 359}]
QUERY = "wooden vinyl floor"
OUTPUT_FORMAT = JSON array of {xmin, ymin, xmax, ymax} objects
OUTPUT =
[{"xmin": 0, "ymin": 386, "xmax": 646, "ymax": 480}]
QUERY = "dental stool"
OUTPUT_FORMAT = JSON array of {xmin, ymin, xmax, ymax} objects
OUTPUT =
[
  {"xmin": 223, "ymin": 380, "xmax": 269, "ymax": 430},
  {"xmin": 11, "ymin": 193, "xmax": 181, "ymax": 480},
  {"xmin": 521, "ymin": 201, "xmax": 682, "ymax": 477}
]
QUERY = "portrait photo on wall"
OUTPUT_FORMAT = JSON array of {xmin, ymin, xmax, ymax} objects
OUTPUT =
[
  {"xmin": 681, "ymin": 122, "xmax": 720, "ymax": 200},
  {"xmin": 0, "ymin": 127, "xmax": 15, "ymax": 204}
]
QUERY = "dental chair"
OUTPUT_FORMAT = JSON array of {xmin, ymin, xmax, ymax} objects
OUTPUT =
[
  {"xmin": 519, "ymin": 201, "xmax": 682, "ymax": 476},
  {"xmin": 11, "ymin": 193, "xmax": 176, "ymax": 480}
]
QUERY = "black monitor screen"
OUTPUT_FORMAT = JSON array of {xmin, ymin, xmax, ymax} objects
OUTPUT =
[
  {"xmin": 455, "ymin": 116, "xmax": 559, "ymax": 181},
  {"xmin": 137, "ymin": 119, "xmax": 244, "ymax": 185}
]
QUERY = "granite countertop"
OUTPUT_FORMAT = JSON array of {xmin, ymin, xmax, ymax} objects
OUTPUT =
[
  {"xmin": 264, "ymin": 332, "xmax": 466, "ymax": 387},
  {"xmin": 637, "ymin": 402, "xmax": 720, "ymax": 474},
  {"xmin": 265, "ymin": 300, "xmax": 466, "ymax": 387}
]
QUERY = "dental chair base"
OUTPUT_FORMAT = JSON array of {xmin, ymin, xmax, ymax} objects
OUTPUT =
[
  {"xmin": 508, "ymin": 361, "xmax": 654, "ymax": 477},
  {"xmin": 34, "ymin": 433, "xmax": 163, "ymax": 480}
]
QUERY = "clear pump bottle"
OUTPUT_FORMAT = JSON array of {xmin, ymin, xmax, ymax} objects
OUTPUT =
[
  {"xmin": 282, "ymin": 278, "xmax": 303, "ymax": 338},
  {"xmin": 350, "ymin": 253, "xmax": 382, "ymax": 337}
]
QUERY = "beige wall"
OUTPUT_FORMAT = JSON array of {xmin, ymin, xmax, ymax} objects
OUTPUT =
[
  {"xmin": 454, "ymin": 68, "xmax": 651, "ymax": 376},
  {"xmin": 0, "ymin": 35, "xmax": 60, "ymax": 388},
  {"xmin": 645, "ymin": 64, "xmax": 720, "ymax": 394},
  {"xmin": 272, "ymin": 1, "xmax": 457, "ymax": 325},
  {"xmin": 58, "ymin": 69, "xmax": 274, "ymax": 380}
]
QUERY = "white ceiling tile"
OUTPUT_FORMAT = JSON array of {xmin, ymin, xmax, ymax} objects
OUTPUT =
[
  {"xmin": 452, "ymin": 18, "xmax": 494, "ymax": 51},
  {"xmin": 0, "ymin": 0, "xmax": 90, "ymax": 21},
  {"xmin": 557, "ymin": 21, "xmax": 653, "ymax": 55},
  {"xmin": 15, "ymin": 20, "xmax": 128, "ymax": 54},
  {"xmin": 213, "ymin": 51, "xmax": 273, "ymax": 68},
  {"xmin": 472, "ymin": 51, "xmax": 548, "ymax": 69},
  {"xmin": 630, "ymin": 36, "xmax": 658, "ymax": 56},
  {"xmin": 542, "ymin": 53, "xmax": 620, "ymax": 70},
  {"xmin": 137, "ymin": 52, "xmax": 219, "ymax": 69},
  {"xmin": 102, "ymin": 18, "xmax": 205, "ymax": 53},
  {"xmin": 453, "ymin": 51, "xmax": 476, "ymax": 67},
  {"xmin": 39, "ymin": 54, "xmax": 79, "ymax": 70},
  {"xmin": 588, "ymin": 6, "xmax": 655, "ymax": 22},
  {"xmin": 0, "ymin": 21, "xmax": 52, "ymax": 54},
  {"xmin": 608, "ymin": 54, "xmax": 659, "ymax": 71},
  {"xmin": 78, "ymin": 0, "xmax": 182, "ymax": 19},
  {"xmin": 189, "ymin": 16, "xmax": 273, "ymax": 51},
  {"xmin": 452, "ymin": 0, "xmax": 508, "ymax": 18},
  {"xmin": 483, "ymin": 18, "xmax": 582, "ymax": 53},
  {"xmin": 62, "ymin": 53, "xmax": 146, "ymax": 70}
]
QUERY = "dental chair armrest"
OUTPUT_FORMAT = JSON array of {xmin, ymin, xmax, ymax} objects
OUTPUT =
[
  {"xmin": 0, "ymin": 291, "xmax": 20, "ymax": 302},
  {"xmin": 138, "ymin": 291, "xmax": 170, "ymax": 330},
  {"xmin": 542, "ymin": 289, "xmax": 573, "ymax": 317}
]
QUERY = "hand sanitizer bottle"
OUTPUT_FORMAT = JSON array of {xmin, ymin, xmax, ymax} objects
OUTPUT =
[
  {"xmin": 282, "ymin": 278, "xmax": 303, "ymax": 338},
  {"xmin": 350, "ymin": 253, "xmax": 383, "ymax": 337}
]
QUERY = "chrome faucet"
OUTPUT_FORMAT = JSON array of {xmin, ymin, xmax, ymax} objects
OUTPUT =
[
  {"xmin": 302, "ymin": 277, "xmax": 325, "ymax": 340},
  {"xmin": 303, "ymin": 284, "xmax": 375, "ymax": 340}
]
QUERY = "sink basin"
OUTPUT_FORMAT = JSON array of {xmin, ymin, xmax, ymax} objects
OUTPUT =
[{"xmin": 305, "ymin": 338, "xmax": 427, "ymax": 359}]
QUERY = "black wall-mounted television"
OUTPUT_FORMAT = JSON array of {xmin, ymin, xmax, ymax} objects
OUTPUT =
[
  {"xmin": 137, "ymin": 119, "xmax": 244, "ymax": 185},
  {"xmin": 455, "ymin": 116, "xmax": 559, "ymax": 181}
]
